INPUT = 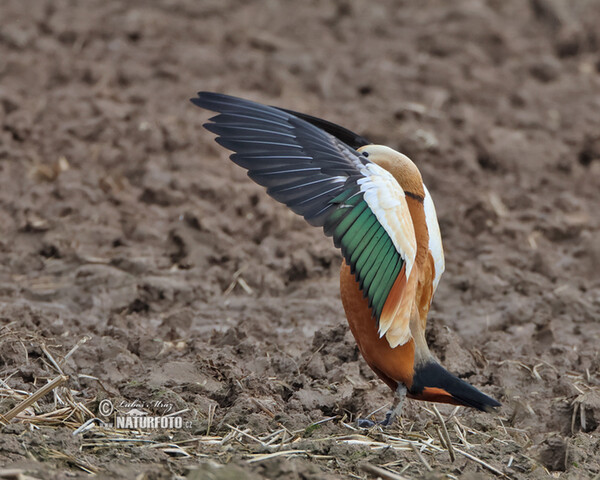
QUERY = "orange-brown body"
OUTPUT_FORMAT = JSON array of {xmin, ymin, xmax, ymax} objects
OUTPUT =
[
  {"xmin": 341, "ymin": 261, "xmax": 466, "ymax": 406},
  {"xmin": 340, "ymin": 261, "xmax": 416, "ymax": 390},
  {"xmin": 341, "ymin": 151, "xmax": 453, "ymax": 403}
]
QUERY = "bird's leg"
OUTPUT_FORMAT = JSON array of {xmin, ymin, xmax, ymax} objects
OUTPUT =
[
  {"xmin": 380, "ymin": 383, "xmax": 407, "ymax": 426},
  {"xmin": 357, "ymin": 383, "xmax": 407, "ymax": 428}
]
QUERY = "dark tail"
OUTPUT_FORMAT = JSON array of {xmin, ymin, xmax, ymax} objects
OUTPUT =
[{"xmin": 409, "ymin": 361, "xmax": 500, "ymax": 412}]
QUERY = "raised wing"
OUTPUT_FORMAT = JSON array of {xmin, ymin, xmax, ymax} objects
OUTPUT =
[{"xmin": 191, "ymin": 92, "xmax": 416, "ymax": 346}]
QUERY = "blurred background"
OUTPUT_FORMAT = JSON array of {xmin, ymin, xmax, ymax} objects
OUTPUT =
[{"xmin": 1, "ymin": 0, "xmax": 599, "ymax": 478}]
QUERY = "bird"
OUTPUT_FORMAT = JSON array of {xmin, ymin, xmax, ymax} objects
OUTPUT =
[{"xmin": 191, "ymin": 92, "xmax": 501, "ymax": 425}]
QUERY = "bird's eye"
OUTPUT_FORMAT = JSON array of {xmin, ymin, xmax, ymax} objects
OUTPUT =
[{"xmin": 362, "ymin": 152, "xmax": 369, "ymax": 157}]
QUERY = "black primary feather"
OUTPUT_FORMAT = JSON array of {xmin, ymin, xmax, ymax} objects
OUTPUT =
[
  {"xmin": 190, "ymin": 92, "xmax": 370, "ymax": 228},
  {"xmin": 273, "ymin": 107, "xmax": 372, "ymax": 149}
]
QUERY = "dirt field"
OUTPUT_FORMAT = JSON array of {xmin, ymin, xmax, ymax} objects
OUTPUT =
[{"xmin": 1, "ymin": 0, "xmax": 600, "ymax": 478}]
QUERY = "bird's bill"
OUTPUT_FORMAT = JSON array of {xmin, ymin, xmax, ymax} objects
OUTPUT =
[{"xmin": 408, "ymin": 361, "xmax": 501, "ymax": 412}]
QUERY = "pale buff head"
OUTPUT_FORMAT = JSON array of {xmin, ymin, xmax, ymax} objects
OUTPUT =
[{"xmin": 358, "ymin": 145, "xmax": 424, "ymax": 198}]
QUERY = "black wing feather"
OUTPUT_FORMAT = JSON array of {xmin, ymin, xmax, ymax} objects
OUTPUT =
[
  {"xmin": 273, "ymin": 107, "xmax": 372, "ymax": 149},
  {"xmin": 191, "ymin": 92, "xmax": 369, "ymax": 229}
]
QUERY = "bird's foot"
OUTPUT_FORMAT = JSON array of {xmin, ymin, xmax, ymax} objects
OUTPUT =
[
  {"xmin": 356, "ymin": 418, "xmax": 376, "ymax": 428},
  {"xmin": 356, "ymin": 409, "xmax": 396, "ymax": 428},
  {"xmin": 356, "ymin": 384, "xmax": 407, "ymax": 429}
]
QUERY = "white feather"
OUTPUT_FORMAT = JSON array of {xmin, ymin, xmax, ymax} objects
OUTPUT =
[
  {"xmin": 357, "ymin": 163, "xmax": 417, "ymax": 281},
  {"xmin": 423, "ymin": 183, "xmax": 445, "ymax": 293}
]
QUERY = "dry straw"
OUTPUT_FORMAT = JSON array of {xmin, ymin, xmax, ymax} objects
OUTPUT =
[{"xmin": 1, "ymin": 326, "xmax": 549, "ymax": 478}]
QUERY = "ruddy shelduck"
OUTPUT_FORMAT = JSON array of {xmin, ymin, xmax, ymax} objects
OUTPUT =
[{"xmin": 191, "ymin": 92, "xmax": 500, "ymax": 425}]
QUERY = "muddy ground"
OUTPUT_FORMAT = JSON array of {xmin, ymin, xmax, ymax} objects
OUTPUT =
[{"xmin": 1, "ymin": 0, "xmax": 600, "ymax": 478}]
